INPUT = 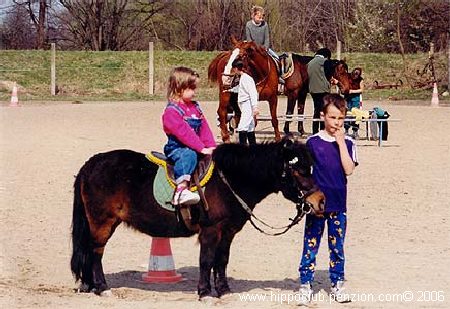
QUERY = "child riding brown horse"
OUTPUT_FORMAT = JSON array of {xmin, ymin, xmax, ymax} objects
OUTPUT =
[
  {"xmin": 71, "ymin": 137, "xmax": 325, "ymax": 299},
  {"xmin": 208, "ymin": 39, "xmax": 351, "ymax": 140}
]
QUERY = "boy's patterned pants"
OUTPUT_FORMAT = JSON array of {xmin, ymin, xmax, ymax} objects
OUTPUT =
[{"xmin": 299, "ymin": 212, "xmax": 347, "ymax": 285}]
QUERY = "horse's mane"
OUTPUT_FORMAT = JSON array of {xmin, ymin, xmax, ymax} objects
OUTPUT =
[
  {"xmin": 208, "ymin": 51, "xmax": 230, "ymax": 83},
  {"xmin": 212, "ymin": 142, "xmax": 284, "ymax": 188},
  {"xmin": 292, "ymin": 54, "xmax": 313, "ymax": 65},
  {"xmin": 212, "ymin": 140, "xmax": 312, "ymax": 190}
]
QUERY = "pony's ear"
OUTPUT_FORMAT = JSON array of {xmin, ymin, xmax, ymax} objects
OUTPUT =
[{"xmin": 282, "ymin": 134, "xmax": 295, "ymax": 149}]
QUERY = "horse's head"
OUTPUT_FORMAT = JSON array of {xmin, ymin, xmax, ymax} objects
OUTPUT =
[
  {"xmin": 279, "ymin": 137, "xmax": 325, "ymax": 216},
  {"xmin": 331, "ymin": 60, "xmax": 351, "ymax": 95},
  {"xmin": 231, "ymin": 39, "xmax": 268, "ymax": 76}
]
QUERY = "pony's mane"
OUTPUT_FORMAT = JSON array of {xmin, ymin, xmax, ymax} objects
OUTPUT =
[{"xmin": 212, "ymin": 141, "xmax": 284, "ymax": 186}]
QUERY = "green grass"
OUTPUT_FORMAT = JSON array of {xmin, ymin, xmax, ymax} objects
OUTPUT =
[{"xmin": 0, "ymin": 49, "xmax": 448, "ymax": 101}]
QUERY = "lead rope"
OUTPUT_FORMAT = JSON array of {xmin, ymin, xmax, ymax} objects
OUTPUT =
[{"xmin": 217, "ymin": 169, "xmax": 308, "ymax": 235}]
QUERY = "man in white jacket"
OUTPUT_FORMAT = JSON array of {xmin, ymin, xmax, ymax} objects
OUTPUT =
[{"xmin": 231, "ymin": 59, "xmax": 259, "ymax": 145}]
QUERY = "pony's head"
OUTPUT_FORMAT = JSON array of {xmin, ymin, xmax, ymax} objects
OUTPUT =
[
  {"xmin": 278, "ymin": 137, "xmax": 325, "ymax": 216},
  {"xmin": 330, "ymin": 60, "xmax": 351, "ymax": 95}
]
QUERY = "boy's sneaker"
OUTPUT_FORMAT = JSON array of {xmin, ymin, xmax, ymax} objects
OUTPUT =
[
  {"xmin": 173, "ymin": 189, "xmax": 200, "ymax": 205},
  {"xmin": 330, "ymin": 281, "xmax": 351, "ymax": 303},
  {"xmin": 297, "ymin": 283, "xmax": 313, "ymax": 305}
]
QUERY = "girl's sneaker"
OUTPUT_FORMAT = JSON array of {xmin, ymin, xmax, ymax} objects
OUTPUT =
[{"xmin": 173, "ymin": 189, "xmax": 200, "ymax": 205}]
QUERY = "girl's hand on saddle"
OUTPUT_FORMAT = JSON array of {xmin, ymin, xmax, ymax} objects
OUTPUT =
[
  {"xmin": 253, "ymin": 107, "xmax": 260, "ymax": 117},
  {"xmin": 201, "ymin": 147, "xmax": 215, "ymax": 155}
]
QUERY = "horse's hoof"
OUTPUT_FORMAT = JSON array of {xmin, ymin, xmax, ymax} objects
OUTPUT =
[
  {"xmin": 218, "ymin": 290, "xmax": 232, "ymax": 299},
  {"xmin": 100, "ymin": 290, "xmax": 113, "ymax": 297},
  {"xmin": 74, "ymin": 282, "xmax": 91, "ymax": 293},
  {"xmin": 198, "ymin": 295, "xmax": 217, "ymax": 304}
]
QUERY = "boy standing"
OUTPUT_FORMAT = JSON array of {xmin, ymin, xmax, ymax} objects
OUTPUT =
[{"xmin": 298, "ymin": 94, "xmax": 358, "ymax": 305}]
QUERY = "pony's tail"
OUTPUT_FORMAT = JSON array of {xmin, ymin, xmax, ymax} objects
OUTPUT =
[{"xmin": 70, "ymin": 171, "xmax": 92, "ymax": 283}]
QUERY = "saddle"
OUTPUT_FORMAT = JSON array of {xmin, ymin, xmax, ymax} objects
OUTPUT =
[
  {"xmin": 146, "ymin": 152, "xmax": 214, "ymax": 232},
  {"xmin": 147, "ymin": 151, "xmax": 214, "ymax": 191},
  {"xmin": 267, "ymin": 52, "xmax": 294, "ymax": 80}
]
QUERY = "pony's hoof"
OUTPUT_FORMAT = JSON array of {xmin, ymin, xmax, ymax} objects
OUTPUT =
[
  {"xmin": 74, "ymin": 282, "xmax": 91, "ymax": 293},
  {"xmin": 198, "ymin": 295, "xmax": 217, "ymax": 304},
  {"xmin": 100, "ymin": 290, "xmax": 113, "ymax": 297}
]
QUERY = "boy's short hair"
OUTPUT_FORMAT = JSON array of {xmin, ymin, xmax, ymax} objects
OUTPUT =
[{"xmin": 322, "ymin": 94, "xmax": 347, "ymax": 114}]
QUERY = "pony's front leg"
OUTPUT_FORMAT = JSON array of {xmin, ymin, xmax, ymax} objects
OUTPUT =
[
  {"xmin": 213, "ymin": 231, "xmax": 236, "ymax": 297},
  {"xmin": 198, "ymin": 227, "xmax": 220, "ymax": 298},
  {"xmin": 268, "ymin": 95, "xmax": 281, "ymax": 141}
]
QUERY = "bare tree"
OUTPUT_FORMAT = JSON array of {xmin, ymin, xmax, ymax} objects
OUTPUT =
[
  {"xmin": 13, "ymin": 0, "xmax": 49, "ymax": 49},
  {"xmin": 57, "ymin": 0, "xmax": 167, "ymax": 50}
]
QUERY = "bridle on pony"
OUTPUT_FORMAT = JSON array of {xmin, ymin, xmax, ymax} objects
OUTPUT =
[{"xmin": 217, "ymin": 157, "xmax": 314, "ymax": 236}]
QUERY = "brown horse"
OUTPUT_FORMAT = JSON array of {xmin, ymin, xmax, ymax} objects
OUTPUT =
[
  {"xmin": 208, "ymin": 38, "xmax": 280, "ymax": 143},
  {"xmin": 208, "ymin": 42, "xmax": 351, "ymax": 140},
  {"xmin": 283, "ymin": 55, "xmax": 351, "ymax": 135},
  {"xmin": 70, "ymin": 138, "xmax": 325, "ymax": 299}
]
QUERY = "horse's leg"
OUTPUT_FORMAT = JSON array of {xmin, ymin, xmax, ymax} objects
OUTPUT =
[
  {"xmin": 297, "ymin": 89, "xmax": 308, "ymax": 135},
  {"xmin": 218, "ymin": 92, "xmax": 231, "ymax": 143},
  {"xmin": 283, "ymin": 92, "xmax": 296, "ymax": 135},
  {"xmin": 268, "ymin": 95, "xmax": 281, "ymax": 141},
  {"xmin": 213, "ymin": 230, "xmax": 236, "ymax": 297},
  {"xmin": 88, "ymin": 218, "xmax": 121, "ymax": 295},
  {"xmin": 198, "ymin": 226, "xmax": 220, "ymax": 298}
]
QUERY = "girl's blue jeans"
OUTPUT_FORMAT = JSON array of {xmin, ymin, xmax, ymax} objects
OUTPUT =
[
  {"xmin": 166, "ymin": 147, "xmax": 198, "ymax": 184},
  {"xmin": 299, "ymin": 212, "xmax": 347, "ymax": 285}
]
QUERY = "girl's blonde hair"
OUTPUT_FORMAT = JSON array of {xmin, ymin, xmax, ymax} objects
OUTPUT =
[
  {"xmin": 251, "ymin": 5, "xmax": 264, "ymax": 17},
  {"xmin": 167, "ymin": 67, "xmax": 200, "ymax": 100}
]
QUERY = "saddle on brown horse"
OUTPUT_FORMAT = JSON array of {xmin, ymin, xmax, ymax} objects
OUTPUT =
[{"xmin": 147, "ymin": 151, "xmax": 214, "ymax": 232}]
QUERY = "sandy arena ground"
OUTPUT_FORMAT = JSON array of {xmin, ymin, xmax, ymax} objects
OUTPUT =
[{"xmin": 1, "ymin": 98, "xmax": 449, "ymax": 309}]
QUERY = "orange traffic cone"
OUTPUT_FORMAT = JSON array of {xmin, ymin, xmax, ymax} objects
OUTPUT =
[
  {"xmin": 10, "ymin": 83, "xmax": 19, "ymax": 107},
  {"xmin": 431, "ymin": 82, "xmax": 439, "ymax": 107},
  {"xmin": 142, "ymin": 237, "xmax": 183, "ymax": 283}
]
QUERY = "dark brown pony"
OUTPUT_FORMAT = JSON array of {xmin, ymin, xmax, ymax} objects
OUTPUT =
[
  {"xmin": 208, "ymin": 38, "xmax": 280, "ymax": 143},
  {"xmin": 71, "ymin": 138, "xmax": 324, "ymax": 299},
  {"xmin": 282, "ymin": 55, "xmax": 351, "ymax": 135}
]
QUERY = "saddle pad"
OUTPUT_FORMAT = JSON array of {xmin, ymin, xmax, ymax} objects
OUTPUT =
[
  {"xmin": 146, "ymin": 151, "xmax": 214, "ymax": 192},
  {"xmin": 153, "ymin": 166, "xmax": 176, "ymax": 212},
  {"xmin": 281, "ymin": 53, "xmax": 294, "ymax": 79}
]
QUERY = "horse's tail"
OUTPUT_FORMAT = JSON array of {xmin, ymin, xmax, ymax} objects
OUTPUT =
[
  {"xmin": 208, "ymin": 52, "xmax": 228, "ymax": 84},
  {"xmin": 70, "ymin": 170, "xmax": 92, "ymax": 282}
]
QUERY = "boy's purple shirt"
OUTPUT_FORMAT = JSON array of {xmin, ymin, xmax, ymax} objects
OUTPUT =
[
  {"xmin": 306, "ymin": 131, "xmax": 358, "ymax": 212},
  {"xmin": 162, "ymin": 100, "xmax": 216, "ymax": 153}
]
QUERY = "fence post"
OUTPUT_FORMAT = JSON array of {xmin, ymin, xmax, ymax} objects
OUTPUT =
[
  {"xmin": 336, "ymin": 40, "xmax": 341, "ymax": 61},
  {"xmin": 51, "ymin": 43, "xmax": 56, "ymax": 96},
  {"xmin": 149, "ymin": 42, "xmax": 154, "ymax": 95}
]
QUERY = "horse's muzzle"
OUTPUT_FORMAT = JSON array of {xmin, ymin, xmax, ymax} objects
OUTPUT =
[{"xmin": 305, "ymin": 190, "xmax": 325, "ymax": 217}]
